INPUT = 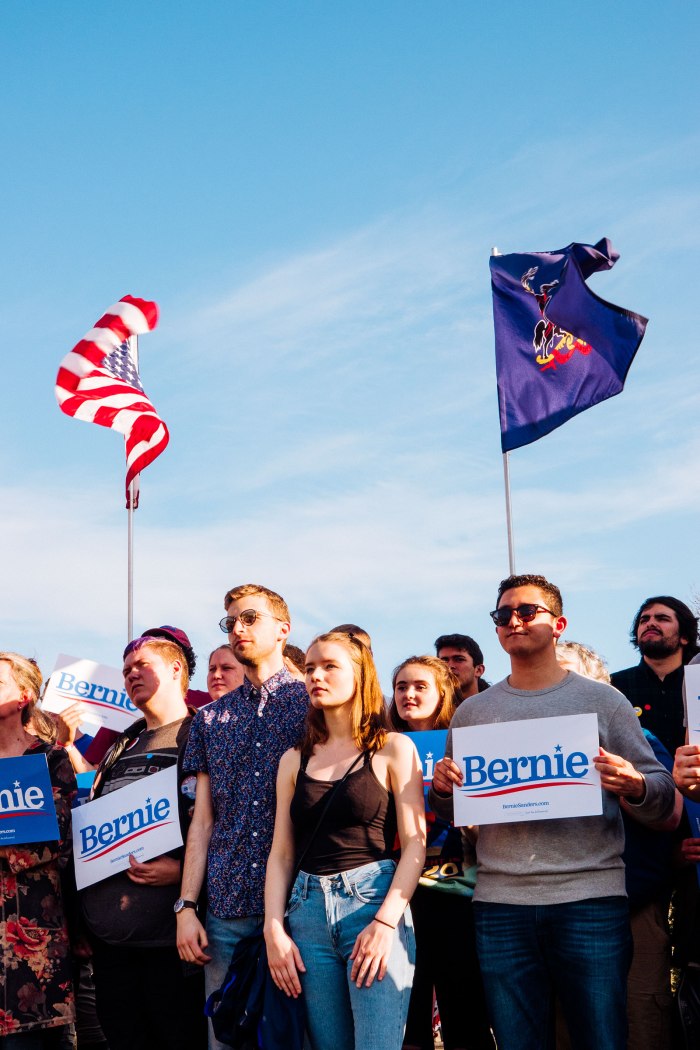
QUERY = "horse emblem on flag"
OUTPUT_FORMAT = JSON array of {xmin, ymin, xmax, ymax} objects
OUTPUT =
[{"xmin": 520, "ymin": 266, "xmax": 593, "ymax": 373}]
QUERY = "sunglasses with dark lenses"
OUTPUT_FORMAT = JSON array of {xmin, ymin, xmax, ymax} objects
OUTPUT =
[
  {"xmin": 489, "ymin": 603, "xmax": 556, "ymax": 627},
  {"xmin": 219, "ymin": 609, "xmax": 283, "ymax": 633}
]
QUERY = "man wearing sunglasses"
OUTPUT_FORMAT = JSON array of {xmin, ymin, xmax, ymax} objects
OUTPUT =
[
  {"xmin": 429, "ymin": 573, "xmax": 675, "ymax": 1050},
  {"xmin": 176, "ymin": 584, "xmax": 308, "ymax": 1050}
]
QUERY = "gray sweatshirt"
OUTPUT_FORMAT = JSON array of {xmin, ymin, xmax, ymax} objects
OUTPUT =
[{"xmin": 428, "ymin": 671, "xmax": 676, "ymax": 905}]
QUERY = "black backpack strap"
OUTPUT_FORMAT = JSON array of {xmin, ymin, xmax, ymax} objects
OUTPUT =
[{"xmin": 91, "ymin": 718, "xmax": 147, "ymax": 800}]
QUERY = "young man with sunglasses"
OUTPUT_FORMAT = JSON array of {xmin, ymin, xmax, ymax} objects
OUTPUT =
[
  {"xmin": 429, "ymin": 574, "xmax": 675, "ymax": 1050},
  {"xmin": 176, "ymin": 584, "xmax": 308, "ymax": 1050}
]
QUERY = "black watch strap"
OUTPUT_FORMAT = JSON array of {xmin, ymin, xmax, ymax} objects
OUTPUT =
[{"xmin": 174, "ymin": 898, "xmax": 198, "ymax": 914}]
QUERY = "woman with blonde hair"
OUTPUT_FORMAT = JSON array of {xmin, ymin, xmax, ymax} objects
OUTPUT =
[
  {"xmin": 264, "ymin": 631, "xmax": 425, "ymax": 1050},
  {"xmin": 0, "ymin": 652, "xmax": 77, "ymax": 1046}
]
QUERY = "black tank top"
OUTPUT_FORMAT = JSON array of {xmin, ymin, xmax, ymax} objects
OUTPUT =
[{"xmin": 290, "ymin": 751, "xmax": 398, "ymax": 876}]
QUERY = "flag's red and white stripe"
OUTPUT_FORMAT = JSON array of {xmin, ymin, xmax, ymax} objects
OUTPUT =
[{"xmin": 55, "ymin": 296, "xmax": 169, "ymax": 500}]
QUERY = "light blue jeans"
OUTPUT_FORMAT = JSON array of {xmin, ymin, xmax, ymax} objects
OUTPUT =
[
  {"xmin": 287, "ymin": 859, "xmax": 415, "ymax": 1050},
  {"xmin": 205, "ymin": 911, "xmax": 263, "ymax": 1050}
]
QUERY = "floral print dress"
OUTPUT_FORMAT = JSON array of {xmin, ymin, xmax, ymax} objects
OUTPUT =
[{"xmin": 0, "ymin": 743, "xmax": 76, "ymax": 1037}]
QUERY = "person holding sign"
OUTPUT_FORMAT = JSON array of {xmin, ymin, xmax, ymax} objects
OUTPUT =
[
  {"xmin": 264, "ymin": 631, "xmax": 425, "ymax": 1050},
  {"xmin": 670, "ymin": 653, "xmax": 700, "ymax": 993},
  {"xmin": 390, "ymin": 656, "xmax": 494, "ymax": 1050},
  {"xmin": 673, "ymin": 654, "xmax": 700, "ymax": 803},
  {"xmin": 429, "ymin": 574, "xmax": 676, "ymax": 1050},
  {"xmin": 670, "ymin": 650, "xmax": 700, "ymax": 801},
  {"xmin": 0, "ymin": 652, "xmax": 77, "ymax": 1045},
  {"xmin": 80, "ymin": 635, "xmax": 205, "ymax": 1050},
  {"xmin": 54, "ymin": 625, "xmax": 211, "ymax": 777}
]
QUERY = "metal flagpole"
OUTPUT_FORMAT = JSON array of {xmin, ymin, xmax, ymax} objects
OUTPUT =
[
  {"xmin": 127, "ymin": 334, "xmax": 138, "ymax": 643},
  {"xmin": 502, "ymin": 450, "xmax": 516, "ymax": 574},
  {"xmin": 127, "ymin": 492, "xmax": 135, "ymax": 642},
  {"xmin": 492, "ymin": 246, "xmax": 516, "ymax": 574}
]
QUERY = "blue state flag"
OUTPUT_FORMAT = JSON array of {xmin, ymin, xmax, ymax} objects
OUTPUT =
[
  {"xmin": 490, "ymin": 238, "xmax": 648, "ymax": 452},
  {"xmin": 0, "ymin": 755, "xmax": 60, "ymax": 845}
]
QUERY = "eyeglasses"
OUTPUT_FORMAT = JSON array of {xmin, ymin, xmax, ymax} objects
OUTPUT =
[
  {"xmin": 219, "ymin": 610, "xmax": 284, "ymax": 633},
  {"xmin": 489, "ymin": 604, "xmax": 557, "ymax": 628}
]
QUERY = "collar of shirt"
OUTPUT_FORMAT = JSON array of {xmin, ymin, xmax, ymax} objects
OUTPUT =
[
  {"xmin": 639, "ymin": 658, "xmax": 685, "ymax": 687},
  {"xmin": 241, "ymin": 666, "xmax": 299, "ymax": 716}
]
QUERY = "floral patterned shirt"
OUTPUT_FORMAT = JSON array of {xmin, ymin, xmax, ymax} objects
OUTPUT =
[
  {"xmin": 0, "ymin": 743, "xmax": 76, "ymax": 1036},
  {"xmin": 184, "ymin": 668, "xmax": 308, "ymax": 917}
]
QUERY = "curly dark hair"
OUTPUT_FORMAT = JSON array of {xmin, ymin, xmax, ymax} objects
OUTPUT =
[{"xmin": 496, "ymin": 574, "xmax": 563, "ymax": 618}]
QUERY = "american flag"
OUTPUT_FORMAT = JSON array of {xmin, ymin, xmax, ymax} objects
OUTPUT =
[{"xmin": 55, "ymin": 296, "xmax": 169, "ymax": 507}]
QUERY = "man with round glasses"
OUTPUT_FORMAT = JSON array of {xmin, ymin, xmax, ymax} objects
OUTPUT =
[
  {"xmin": 429, "ymin": 573, "xmax": 675, "ymax": 1050},
  {"xmin": 176, "ymin": 584, "xmax": 308, "ymax": 1050}
]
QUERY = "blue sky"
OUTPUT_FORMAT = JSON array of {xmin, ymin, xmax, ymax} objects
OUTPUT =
[{"xmin": 2, "ymin": 1, "xmax": 699, "ymax": 691}]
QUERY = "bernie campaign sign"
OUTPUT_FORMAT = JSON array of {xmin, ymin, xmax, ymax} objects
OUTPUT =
[
  {"xmin": 72, "ymin": 765, "xmax": 182, "ymax": 889},
  {"xmin": 452, "ymin": 713, "xmax": 602, "ymax": 826},
  {"xmin": 0, "ymin": 755, "xmax": 60, "ymax": 845},
  {"xmin": 685, "ymin": 664, "xmax": 700, "ymax": 745},
  {"xmin": 406, "ymin": 730, "xmax": 448, "ymax": 792},
  {"xmin": 43, "ymin": 654, "xmax": 139, "ymax": 733}
]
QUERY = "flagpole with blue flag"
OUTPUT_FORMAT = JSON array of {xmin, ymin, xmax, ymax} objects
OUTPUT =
[
  {"xmin": 492, "ymin": 246, "xmax": 516, "ymax": 574},
  {"xmin": 490, "ymin": 238, "xmax": 648, "ymax": 570}
]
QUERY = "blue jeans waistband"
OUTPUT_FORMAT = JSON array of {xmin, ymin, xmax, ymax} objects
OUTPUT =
[{"xmin": 295, "ymin": 858, "xmax": 396, "ymax": 895}]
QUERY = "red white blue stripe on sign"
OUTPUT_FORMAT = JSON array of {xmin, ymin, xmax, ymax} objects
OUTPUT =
[{"xmin": 0, "ymin": 755, "xmax": 60, "ymax": 844}]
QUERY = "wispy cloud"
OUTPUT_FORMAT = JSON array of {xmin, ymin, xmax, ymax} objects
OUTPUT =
[
  {"xmin": 4, "ymin": 419, "xmax": 699, "ymax": 686},
  {"xmin": 6, "ymin": 129, "xmax": 700, "ymax": 691},
  {"xmin": 176, "ymin": 208, "xmax": 485, "ymax": 373}
]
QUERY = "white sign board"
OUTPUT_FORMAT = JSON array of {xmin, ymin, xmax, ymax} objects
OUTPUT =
[
  {"xmin": 452, "ymin": 714, "xmax": 602, "ymax": 826},
  {"xmin": 72, "ymin": 765, "xmax": 182, "ymax": 889},
  {"xmin": 43, "ymin": 654, "xmax": 139, "ymax": 733},
  {"xmin": 685, "ymin": 664, "xmax": 700, "ymax": 744}
]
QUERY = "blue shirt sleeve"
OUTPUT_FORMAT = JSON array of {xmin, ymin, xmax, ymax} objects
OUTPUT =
[{"xmin": 183, "ymin": 710, "xmax": 208, "ymax": 773}]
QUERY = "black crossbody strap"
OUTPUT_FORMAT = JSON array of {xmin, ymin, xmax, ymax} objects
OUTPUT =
[{"xmin": 289, "ymin": 749, "xmax": 367, "ymax": 893}]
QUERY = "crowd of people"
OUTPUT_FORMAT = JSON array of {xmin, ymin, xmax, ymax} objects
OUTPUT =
[{"xmin": 1, "ymin": 575, "xmax": 700, "ymax": 1050}]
